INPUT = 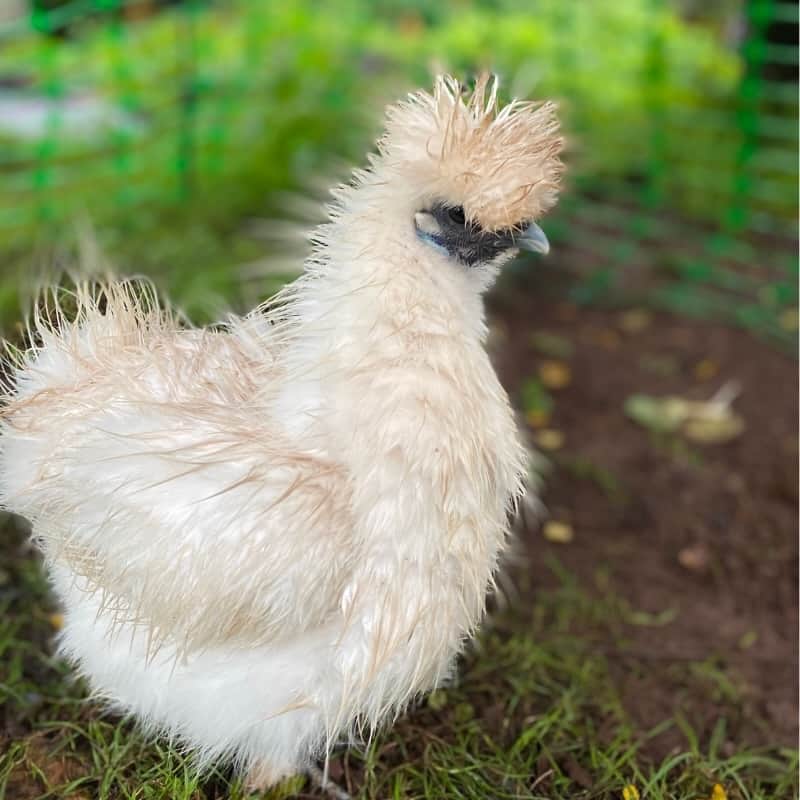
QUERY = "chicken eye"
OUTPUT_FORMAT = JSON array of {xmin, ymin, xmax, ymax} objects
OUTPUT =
[{"xmin": 448, "ymin": 206, "xmax": 466, "ymax": 226}]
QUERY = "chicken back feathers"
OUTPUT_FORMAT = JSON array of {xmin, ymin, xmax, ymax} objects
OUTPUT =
[{"xmin": 0, "ymin": 75, "xmax": 562, "ymax": 783}]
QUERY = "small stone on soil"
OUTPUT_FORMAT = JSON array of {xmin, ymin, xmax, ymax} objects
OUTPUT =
[{"xmin": 678, "ymin": 544, "xmax": 710, "ymax": 572}]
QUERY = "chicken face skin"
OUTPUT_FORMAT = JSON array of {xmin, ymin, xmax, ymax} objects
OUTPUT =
[
  {"xmin": 414, "ymin": 203, "xmax": 519, "ymax": 266},
  {"xmin": 414, "ymin": 203, "xmax": 551, "ymax": 268}
]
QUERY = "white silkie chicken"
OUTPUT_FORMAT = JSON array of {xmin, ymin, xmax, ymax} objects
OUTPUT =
[{"xmin": 0, "ymin": 74, "xmax": 562, "ymax": 788}]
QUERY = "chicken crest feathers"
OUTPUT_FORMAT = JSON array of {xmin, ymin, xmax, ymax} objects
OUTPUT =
[{"xmin": 379, "ymin": 73, "xmax": 564, "ymax": 230}]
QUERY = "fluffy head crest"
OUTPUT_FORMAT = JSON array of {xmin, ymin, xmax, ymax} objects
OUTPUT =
[{"xmin": 379, "ymin": 74, "xmax": 564, "ymax": 231}]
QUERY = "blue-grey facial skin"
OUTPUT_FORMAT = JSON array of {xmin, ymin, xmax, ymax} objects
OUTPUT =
[{"xmin": 416, "ymin": 203, "xmax": 522, "ymax": 267}]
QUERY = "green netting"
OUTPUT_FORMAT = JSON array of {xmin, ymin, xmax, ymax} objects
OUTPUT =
[{"xmin": 0, "ymin": 0, "xmax": 796, "ymax": 344}]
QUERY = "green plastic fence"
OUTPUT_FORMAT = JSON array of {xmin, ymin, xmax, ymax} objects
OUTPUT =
[{"xmin": 0, "ymin": 0, "xmax": 796, "ymax": 344}]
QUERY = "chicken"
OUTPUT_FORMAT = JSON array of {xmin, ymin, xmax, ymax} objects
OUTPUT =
[{"xmin": 0, "ymin": 74, "xmax": 563, "ymax": 787}]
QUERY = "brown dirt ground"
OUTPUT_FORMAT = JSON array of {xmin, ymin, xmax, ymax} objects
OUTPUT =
[{"xmin": 489, "ymin": 279, "xmax": 799, "ymax": 759}]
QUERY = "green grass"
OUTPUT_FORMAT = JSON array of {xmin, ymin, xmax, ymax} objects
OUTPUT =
[
  {"xmin": 1, "ymin": 0, "xmax": 796, "ymax": 343},
  {"xmin": 1, "ymin": 515, "xmax": 795, "ymax": 800},
  {"xmin": 0, "ymin": 212, "xmax": 300, "ymax": 335}
]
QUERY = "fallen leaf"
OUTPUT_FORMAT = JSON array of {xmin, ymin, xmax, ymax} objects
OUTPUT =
[
  {"xmin": 710, "ymin": 784, "xmax": 728, "ymax": 800},
  {"xmin": 683, "ymin": 414, "xmax": 744, "ymax": 444},
  {"xmin": 693, "ymin": 359, "xmax": 719, "ymax": 381},
  {"xmin": 618, "ymin": 309, "xmax": 652, "ymax": 333},
  {"xmin": 626, "ymin": 606, "xmax": 678, "ymax": 626},
  {"xmin": 538, "ymin": 360, "xmax": 571, "ymax": 390},
  {"xmin": 625, "ymin": 394, "xmax": 689, "ymax": 433},
  {"xmin": 534, "ymin": 429, "xmax": 564, "ymax": 451},
  {"xmin": 626, "ymin": 384, "xmax": 744, "ymax": 445},
  {"xmin": 526, "ymin": 409, "xmax": 551, "ymax": 429},
  {"xmin": 738, "ymin": 630, "xmax": 758, "ymax": 650},
  {"xmin": 543, "ymin": 520, "xmax": 573, "ymax": 544},
  {"xmin": 678, "ymin": 544, "xmax": 710, "ymax": 572},
  {"xmin": 779, "ymin": 308, "xmax": 798, "ymax": 331},
  {"xmin": 529, "ymin": 331, "xmax": 574, "ymax": 359},
  {"xmin": 587, "ymin": 328, "xmax": 621, "ymax": 349},
  {"xmin": 622, "ymin": 785, "xmax": 640, "ymax": 800}
]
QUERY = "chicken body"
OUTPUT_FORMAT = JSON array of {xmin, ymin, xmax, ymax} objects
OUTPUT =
[{"xmin": 0, "ymin": 75, "xmax": 562, "ymax": 783}]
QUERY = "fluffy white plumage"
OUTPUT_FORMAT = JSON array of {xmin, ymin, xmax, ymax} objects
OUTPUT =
[{"xmin": 0, "ymin": 74, "xmax": 563, "ymax": 785}]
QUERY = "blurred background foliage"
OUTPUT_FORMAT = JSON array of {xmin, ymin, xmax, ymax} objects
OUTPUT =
[{"xmin": 0, "ymin": 0, "xmax": 796, "ymax": 341}]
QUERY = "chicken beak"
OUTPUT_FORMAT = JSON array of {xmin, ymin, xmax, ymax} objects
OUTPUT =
[{"xmin": 516, "ymin": 222, "xmax": 550, "ymax": 255}]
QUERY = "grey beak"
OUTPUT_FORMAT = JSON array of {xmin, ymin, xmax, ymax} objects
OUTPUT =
[{"xmin": 516, "ymin": 222, "xmax": 550, "ymax": 255}]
